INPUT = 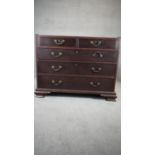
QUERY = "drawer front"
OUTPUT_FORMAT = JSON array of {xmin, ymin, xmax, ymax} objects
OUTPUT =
[
  {"xmin": 39, "ymin": 37, "xmax": 76, "ymax": 47},
  {"xmin": 37, "ymin": 48, "xmax": 117, "ymax": 62},
  {"xmin": 79, "ymin": 38, "xmax": 116, "ymax": 49},
  {"xmin": 38, "ymin": 48, "xmax": 75, "ymax": 60},
  {"xmin": 37, "ymin": 75, "xmax": 115, "ymax": 91},
  {"xmin": 38, "ymin": 61, "xmax": 116, "ymax": 76}
]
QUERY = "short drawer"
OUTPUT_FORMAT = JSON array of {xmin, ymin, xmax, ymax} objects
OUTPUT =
[
  {"xmin": 79, "ymin": 38, "xmax": 116, "ymax": 49},
  {"xmin": 37, "ymin": 75, "xmax": 115, "ymax": 91},
  {"xmin": 38, "ymin": 61, "xmax": 116, "ymax": 76},
  {"xmin": 39, "ymin": 37, "xmax": 76, "ymax": 47},
  {"xmin": 37, "ymin": 48, "xmax": 118, "ymax": 62}
]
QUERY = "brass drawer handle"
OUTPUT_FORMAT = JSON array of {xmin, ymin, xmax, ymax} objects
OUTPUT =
[
  {"xmin": 90, "ymin": 40, "xmax": 102, "ymax": 47},
  {"xmin": 91, "ymin": 67, "xmax": 102, "ymax": 73},
  {"xmin": 89, "ymin": 81, "xmax": 101, "ymax": 87},
  {"xmin": 50, "ymin": 51, "xmax": 63, "ymax": 57},
  {"xmin": 51, "ymin": 80, "xmax": 63, "ymax": 86},
  {"xmin": 54, "ymin": 39, "xmax": 65, "ymax": 45},
  {"xmin": 92, "ymin": 52, "xmax": 104, "ymax": 58},
  {"xmin": 51, "ymin": 65, "xmax": 63, "ymax": 72}
]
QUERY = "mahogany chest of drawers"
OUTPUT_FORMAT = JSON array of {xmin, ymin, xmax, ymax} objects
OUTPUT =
[{"xmin": 35, "ymin": 35, "xmax": 119, "ymax": 100}]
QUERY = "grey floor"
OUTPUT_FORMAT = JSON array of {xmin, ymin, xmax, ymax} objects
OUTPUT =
[{"xmin": 34, "ymin": 81, "xmax": 121, "ymax": 155}]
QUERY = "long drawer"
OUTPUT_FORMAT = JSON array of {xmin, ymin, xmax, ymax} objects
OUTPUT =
[
  {"xmin": 39, "ymin": 36, "xmax": 76, "ymax": 47},
  {"xmin": 37, "ymin": 75, "xmax": 115, "ymax": 91},
  {"xmin": 38, "ymin": 61, "xmax": 116, "ymax": 76},
  {"xmin": 37, "ymin": 48, "xmax": 118, "ymax": 62}
]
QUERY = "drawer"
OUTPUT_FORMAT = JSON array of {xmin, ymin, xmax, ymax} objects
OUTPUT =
[
  {"xmin": 39, "ymin": 37, "xmax": 76, "ymax": 47},
  {"xmin": 37, "ymin": 75, "xmax": 115, "ymax": 91},
  {"xmin": 79, "ymin": 38, "xmax": 116, "ymax": 49},
  {"xmin": 38, "ymin": 61, "xmax": 116, "ymax": 76},
  {"xmin": 37, "ymin": 48, "xmax": 118, "ymax": 62}
]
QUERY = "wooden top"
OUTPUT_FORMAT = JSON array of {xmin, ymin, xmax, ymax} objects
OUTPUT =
[{"xmin": 36, "ymin": 34, "xmax": 119, "ymax": 40}]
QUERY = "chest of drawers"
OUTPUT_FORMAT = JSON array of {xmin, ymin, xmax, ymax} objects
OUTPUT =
[{"xmin": 35, "ymin": 35, "xmax": 119, "ymax": 100}]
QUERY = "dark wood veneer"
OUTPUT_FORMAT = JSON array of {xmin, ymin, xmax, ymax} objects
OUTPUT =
[
  {"xmin": 39, "ymin": 37, "xmax": 76, "ymax": 47},
  {"xmin": 79, "ymin": 38, "xmax": 116, "ymax": 49},
  {"xmin": 37, "ymin": 75, "xmax": 115, "ymax": 92},
  {"xmin": 37, "ymin": 61, "xmax": 116, "ymax": 76},
  {"xmin": 37, "ymin": 48, "xmax": 118, "ymax": 62},
  {"xmin": 35, "ymin": 34, "xmax": 119, "ymax": 100}
]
